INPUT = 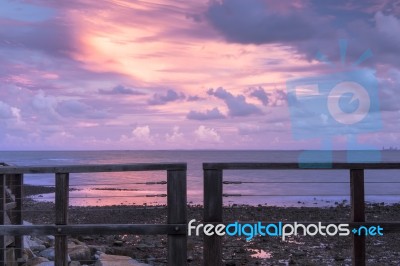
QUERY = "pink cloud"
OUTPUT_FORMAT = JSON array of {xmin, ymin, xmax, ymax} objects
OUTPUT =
[{"xmin": 0, "ymin": 0, "xmax": 399, "ymax": 150}]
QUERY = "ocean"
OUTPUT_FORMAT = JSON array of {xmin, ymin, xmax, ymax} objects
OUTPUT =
[{"xmin": 0, "ymin": 150, "xmax": 399, "ymax": 207}]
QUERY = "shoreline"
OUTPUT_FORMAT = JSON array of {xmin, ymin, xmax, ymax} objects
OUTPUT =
[
  {"xmin": 25, "ymin": 184, "xmax": 400, "ymax": 208},
  {"xmin": 21, "ymin": 185, "xmax": 400, "ymax": 265}
]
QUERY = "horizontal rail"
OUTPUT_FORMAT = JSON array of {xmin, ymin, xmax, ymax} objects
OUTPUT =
[
  {"xmin": 204, "ymin": 162, "xmax": 400, "ymax": 170},
  {"xmin": 0, "ymin": 224, "xmax": 187, "ymax": 236},
  {"xmin": 0, "ymin": 163, "xmax": 186, "ymax": 174}
]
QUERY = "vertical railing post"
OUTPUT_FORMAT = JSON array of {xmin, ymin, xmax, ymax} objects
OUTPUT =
[
  {"xmin": 167, "ymin": 168, "xmax": 187, "ymax": 265},
  {"xmin": 203, "ymin": 167, "xmax": 223, "ymax": 266},
  {"xmin": 350, "ymin": 169, "xmax": 365, "ymax": 266},
  {"xmin": 0, "ymin": 174, "xmax": 6, "ymax": 266},
  {"xmin": 55, "ymin": 173, "xmax": 69, "ymax": 266},
  {"xmin": 10, "ymin": 174, "xmax": 23, "ymax": 260}
]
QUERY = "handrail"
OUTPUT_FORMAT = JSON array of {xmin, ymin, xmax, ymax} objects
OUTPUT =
[
  {"xmin": 0, "ymin": 162, "xmax": 186, "ymax": 174},
  {"xmin": 203, "ymin": 162, "xmax": 400, "ymax": 266},
  {"xmin": 204, "ymin": 162, "xmax": 400, "ymax": 170},
  {"xmin": 1, "ymin": 162, "xmax": 187, "ymax": 266}
]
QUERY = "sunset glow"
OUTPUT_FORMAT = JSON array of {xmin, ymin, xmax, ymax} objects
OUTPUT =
[{"xmin": 1, "ymin": 0, "xmax": 399, "ymax": 150}]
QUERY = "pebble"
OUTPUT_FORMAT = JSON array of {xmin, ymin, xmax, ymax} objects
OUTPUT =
[{"xmin": 113, "ymin": 240, "xmax": 124, "ymax": 246}]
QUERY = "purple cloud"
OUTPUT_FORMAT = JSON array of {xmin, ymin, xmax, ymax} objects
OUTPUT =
[
  {"xmin": 0, "ymin": 101, "xmax": 17, "ymax": 119},
  {"xmin": 206, "ymin": 0, "xmax": 317, "ymax": 45},
  {"xmin": 99, "ymin": 85, "xmax": 145, "ymax": 95},
  {"xmin": 0, "ymin": 18, "xmax": 78, "ymax": 58},
  {"xmin": 249, "ymin": 87, "xmax": 270, "ymax": 106},
  {"xmin": 207, "ymin": 87, "xmax": 262, "ymax": 117},
  {"xmin": 205, "ymin": 0, "xmax": 400, "ymax": 68},
  {"xmin": 56, "ymin": 100, "xmax": 108, "ymax": 119},
  {"xmin": 187, "ymin": 95, "xmax": 205, "ymax": 101},
  {"xmin": 270, "ymin": 89, "xmax": 287, "ymax": 107},
  {"xmin": 379, "ymin": 70, "xmax": 400, "ymax": 112},
  {"xmin": 148, "ymin": 89, "xmax": 185, "ymax": 105},
  {"xmin": 187, "ymin": 107, "xmax": 225, "ymax": 120}
]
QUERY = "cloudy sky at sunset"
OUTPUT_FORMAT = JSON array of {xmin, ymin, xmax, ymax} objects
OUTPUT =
[{"xmin": 0, "ymin": 0, "xmax": 399, "ymax": 150}]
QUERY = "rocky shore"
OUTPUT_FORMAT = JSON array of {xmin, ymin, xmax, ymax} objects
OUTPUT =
[{"xmin": 20, "ymin": 186, "xmax": 400, "ymax": 265}]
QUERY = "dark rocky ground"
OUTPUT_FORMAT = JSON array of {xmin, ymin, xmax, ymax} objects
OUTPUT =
[{"xmin": 22, "ymin": 185, "xmax": 400, "ymax": 265}]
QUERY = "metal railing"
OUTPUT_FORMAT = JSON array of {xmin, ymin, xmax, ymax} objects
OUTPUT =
[
  {"xmin": 203, "ymin": 162, "xmax": 400, "ymax": 266},
  {"xmin": 0, "ymin": 163, "xmax": 187, "ymax": 266}
]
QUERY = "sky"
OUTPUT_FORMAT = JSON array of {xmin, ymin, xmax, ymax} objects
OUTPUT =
[{"xmin": 0, "ymin": 0, "xmax": 399, "ymax": 150}]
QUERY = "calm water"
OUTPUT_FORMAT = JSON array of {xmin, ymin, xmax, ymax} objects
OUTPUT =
[{"xmin": 0, "ymin": 150, "xmax": 399, "ymax": 206}]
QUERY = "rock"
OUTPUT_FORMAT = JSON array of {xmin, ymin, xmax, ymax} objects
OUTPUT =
[
  {"xmin": 135, "ymin": 243, "xmax": 154, "ymax": 250},
  {"xmin": 292, "ymin": 250, "xmax": 305, "ymax": 257},
  {"xmin": 146, "ymin": 256, "xmax": 156, "ymax": 264},
  {"xmin": 39, "ymin": 247, "xmax": 71, "ymax": 262},
  {"xmin": 31, "ymin": 244, "xmax": 47, "ymax": 252},
  {"xmin": 237, "ymin": 247, "xmax": 246, "ymax": 254},
  {"xmin": 23, "ymin": 236, "xmax": 30, "ymax": 249},
  {"xmin": 334, "ymin": 255, "xmax": 345, "ymax": 261},
  {"xmin": 88, "ymin": 245, "xmax": 107, "ymax": 255},
  {"xmin": 39, "ymin": 248, "xmax": 55, "ymax": 260},
  {"xmin": 79, "ymin": 235, "xmax": 94, "ymax": 241},
  {"xmin": 46, "ymin": 235, "xmax": 55, "ymax": 246},
  {"xmin": 94, "ymin": 254, "xmax": 149, "ymax": 266},
  {"xmin": 113, "ymin": 240, "xmax": 124, "ymax": 247},
  {"xmin": 94, "ymin": 251, "xmax": 102, "ymax": 260},
  {"xmin": 24, "ymin": 236, "xmax": 47, "ymax": 252},
  {"xmin": 22, "ymin": 257, "xmax": 50, "ymax": 266},
  {"xmin": 36, "ymin": 263, "xmax": 54, "ymax": 266},
  {"xmin": 70, "ymin": 262, "xmax": 81, "ymax": 266},
  {"xmin": 22, "ymin": 248, "xmax": 35, "ymax": 261},
  {"xmin": 68, "ymin": 244, "xmax": 91, "ymax": 261},
  {"xmin": 69, "ymin": 238, "xmax": 85, "ymax": 246}
]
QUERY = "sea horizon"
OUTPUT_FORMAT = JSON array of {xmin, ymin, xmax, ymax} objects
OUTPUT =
[
  {"xmin": 1, "ymin": 150, "xmax": 399, "ymax": 207},
  {"xmin": 0, "ymin": 148, "xmax": 395, "ymax": 151}
]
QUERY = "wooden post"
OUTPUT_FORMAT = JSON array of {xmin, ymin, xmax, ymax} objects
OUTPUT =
[
  {"xmin": 350, "ymin": 169, "xmax": 365, "ymax": 266},
  {"xmin": 55, "ymin": 173, "xmax": 69, "ymax": 266},
  {"xmin": 204, "ymin": 169, "xmax": 223, "ymax": 266},
  {"xmin": 0, "ymin": 174, "xmax": 5, "ymax": 266},
  {"xmin": 167, "ymin": 169, "xmax": 187, "ymax": 266}
]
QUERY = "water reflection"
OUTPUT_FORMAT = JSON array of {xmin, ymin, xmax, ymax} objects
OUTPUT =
[{"xmin": 248, "ymin": 248, "xmax": 272, "ymax": 259}]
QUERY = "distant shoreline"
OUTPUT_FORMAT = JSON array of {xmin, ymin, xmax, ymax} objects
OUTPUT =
[
  {"xmin": 3, "ymin": 149, "xmax": 400, "ymax": 152},
  {"xmin": 25, "ymin": 184, "xmax": 400, "ymax": 208},
  {"xmin": 24, "ymin": 184, "xmax": 75, "ymax": 197}
]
